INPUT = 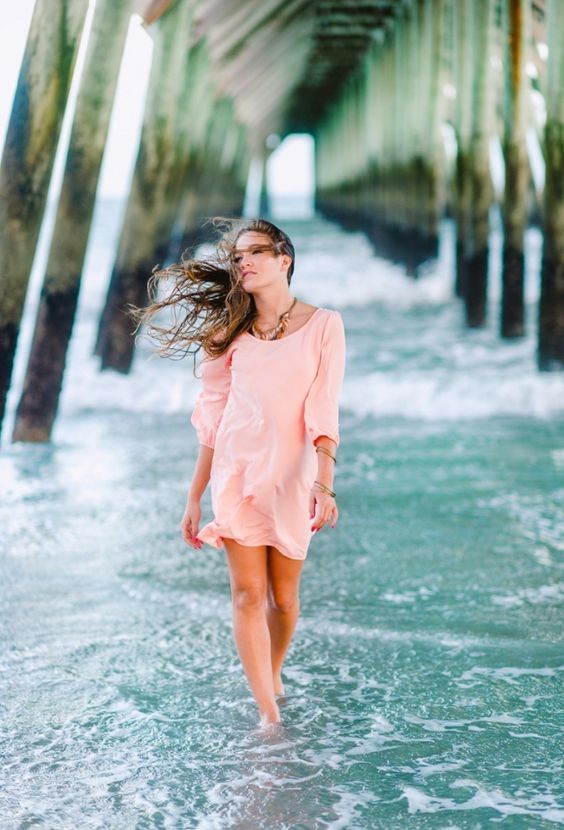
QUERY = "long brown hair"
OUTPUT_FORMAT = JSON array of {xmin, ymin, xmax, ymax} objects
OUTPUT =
[{"xmin": 128, "ymin": 217, "xmax": 295, "ymax": 368}]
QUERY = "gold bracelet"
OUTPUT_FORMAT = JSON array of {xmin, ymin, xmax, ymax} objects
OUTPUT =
[
  {"xmin": 312, "ymin": 480, "xmax": 336, "ymax": 498},
  {"xmin": 315, "ymin": 446, "xmax": 337, "ymax": 463}
]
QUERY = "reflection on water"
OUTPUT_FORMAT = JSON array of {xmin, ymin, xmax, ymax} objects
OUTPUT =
[{"xmin": 1, "ymin": 210, "xmax": 563, "ymax": 828}]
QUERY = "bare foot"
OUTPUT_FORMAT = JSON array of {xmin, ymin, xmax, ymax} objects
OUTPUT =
[
  {"xmin": 273, "ymin": 675, "xmax": 285, "ymax": 697},
  {"xmin": 259, "ymin": 703, "xmax": 280, "ymax": 728}
]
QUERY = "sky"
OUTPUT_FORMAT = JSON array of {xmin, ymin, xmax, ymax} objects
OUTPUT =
[{"xmin": 0, "ymin": 1, "xmax": 314, "ymax": 205}]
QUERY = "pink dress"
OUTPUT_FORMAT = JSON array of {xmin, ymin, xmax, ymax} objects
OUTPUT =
[{"xmin": 190, "ymin": 307, "xmax": 346, "ymax": 560}]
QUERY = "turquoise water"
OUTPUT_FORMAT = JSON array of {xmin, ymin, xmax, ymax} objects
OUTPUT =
[{"xmin": 1, "ymin": 211, "xmax": 563, "ymax": 828}]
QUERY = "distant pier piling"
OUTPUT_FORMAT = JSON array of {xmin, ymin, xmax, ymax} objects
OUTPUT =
[
  {"xmin": 258, "ymin": 152, "xmax": 271, "ymax": 218},
  {"xmin": 538, "ymin": 0, "xmax": 564, "ymax": 370},
  {"xmin": 501, "ymin": 0, "xmax": 530, "ymax": 338},
  {"xmin": 0, "ymin": 0, "xmax": 89, "ymax": 437},
  {"xmin": 315, "ymin": 0, "xmax": 445, "ymax": 275},
  {"xmin": 453, "ymin": 0, "xmax": 473, "ymax": 299},
  {"xmin": 12, "ymin": 0, "xmax": 135, "ymax": 442},
  {"xmin": 411, "ymin": 0, "xmax": 444, "ymax": 266},
  {"xmin": 461, "ymin": 0, "xmax": 495, "ymax": 328}
]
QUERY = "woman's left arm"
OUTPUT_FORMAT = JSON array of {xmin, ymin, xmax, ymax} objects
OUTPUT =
[
  {"xmin": 304, "ymin": 311, "xmax": 346, "ymax": 532},
  {"xmin": 309, "ymin": 435, "xmax": 339, "ymax": 531},
  {"xmin": 313, "ymin": 436, "xmax": 337, "ymax": 492}
]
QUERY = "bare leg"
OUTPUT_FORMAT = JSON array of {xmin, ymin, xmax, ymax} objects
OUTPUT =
[
  {"xmin": 266, "ymin": 546, "xmax": 305, "ymax": 696},
  {"xmin": 223, "ymin": 538, "xmax": 280, "ymax": 725}
]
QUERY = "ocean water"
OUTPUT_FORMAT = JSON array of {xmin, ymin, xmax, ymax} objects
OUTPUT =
[{"xmin": 1, "ymin": 205, "xmax": 563, "ymax": 829}]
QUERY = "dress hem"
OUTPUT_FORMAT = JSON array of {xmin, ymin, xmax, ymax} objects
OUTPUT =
[{"xmin": 196, "ymin": 522, "xmax": 307, "ymax": 561}]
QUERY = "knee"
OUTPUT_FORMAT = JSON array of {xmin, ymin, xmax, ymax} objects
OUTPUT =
[
  {"xmin": 233, "ymin": 584, "xmax": 266, "ymax": 611},
  {"xmin": 268, "ymin": 591, "xmax": 299, "ymax": 615}
]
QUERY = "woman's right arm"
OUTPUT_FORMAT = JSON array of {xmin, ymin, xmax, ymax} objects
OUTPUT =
[
  {"xmin": 181, "ymin": 445, "xmax": 214, "ymax": 548},
  {"xmin": 183, "ymin": 347, "xmax": 232, "ymax": 549}
]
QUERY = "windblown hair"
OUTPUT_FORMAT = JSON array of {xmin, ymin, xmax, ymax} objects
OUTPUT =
[{"xmin": 128, "ymin": 216, "xmax": 295, "ymax": 370}]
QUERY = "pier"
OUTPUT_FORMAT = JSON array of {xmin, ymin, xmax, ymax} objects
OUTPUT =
[
  {"xmin": 0, "ymin": 0, "xmax": 562, "ymax": 442},
  {"xmin": 1, "ymin": 5, "xmax": 563, "ymax": 826}
]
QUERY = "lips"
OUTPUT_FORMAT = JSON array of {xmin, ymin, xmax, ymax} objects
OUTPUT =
[{"xmin": 243, "ymin": 271, "xmax": 256, "ymax": 277}]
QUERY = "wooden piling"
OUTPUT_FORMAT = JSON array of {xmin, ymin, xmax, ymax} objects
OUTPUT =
[
  {"xmin": 171, "ymin": 100, "xmax": 248, "ymax": 259},
  {"xmin": 188, "ymin": 97, "xmax": 240, "ymax": 221},
  {"xmin": 461, "ymin": 0, "xmax": 495, "ymax": 328},
  {"xmin": 0, "ymin": 0, "xmax": 88, "ymax": 437},
  {"xmin": 200, "ymin": 120, "xmax": 248, "ymax": 218},
  {"xmin": 501, "ymin": 0, "xmax": 530, "ymax": 338},
  {"xmin": 94, "ymin": 0, "xmax": 194, "ymax": 372},
  {"xmin": 12, "ymin": 0, "xmax": 135, "ymax": 443},
  {"xmin": 421, "ymin": 0, "xmax": 444, "ymax": 260},
  {"xmin": 151, "ymin": 44, "xmax": 218, "ymax": 260},
  {"xmin": 258, "ymin": 152, "xmax": 271, "ymax": 218},
  {"xmin": 401, "ymin": 0, "xmax": 444, "ymax": 271},
  {"xmin": 538, "ymin": 0, "xmax": 564, "ymax": 369},
  {"xmin": 164, "ymin": 41, "xmax": 217, "ymax": 258},
  {"xmin": 453, "ymin": 0, "xmax": 474, "ymax": 298}
]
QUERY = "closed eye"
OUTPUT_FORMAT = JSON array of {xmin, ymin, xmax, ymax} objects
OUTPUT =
[{"xmin": 231, "ymin": 245, "xmax": 273, "ymax": 265}]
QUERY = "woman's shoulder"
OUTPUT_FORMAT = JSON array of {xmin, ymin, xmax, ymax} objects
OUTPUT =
[
  {"xmin": 316, "ymin": 308, "xmax": 345, "ymax": 346},
  {"xmin": 315, "ymin": 307, "xmax": 344, "ymax": 326},
  {"xmin": 309, "ymin": 305, "xmax": 341, "ymax": 316},
  {"xmin": 299, "ymin": 305, "xmax": 340, "ymax": 336},
  {"xmin": 302, "ymin": 305, "xmax": 342, "ymax": 321}
]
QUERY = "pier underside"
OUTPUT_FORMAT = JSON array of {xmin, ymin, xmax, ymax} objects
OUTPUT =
[{"xmin": 0, "ymin": 0, "xmax": 562, "ymax": 442}]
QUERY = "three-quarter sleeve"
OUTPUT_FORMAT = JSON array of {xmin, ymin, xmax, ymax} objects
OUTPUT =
[
  {"xmin": 190, "ymin": 348, "xmax": 232, "ymax": 449},
  {"xmin": 304, "ymin": 311, "xmax": 346, "ymax": 447}
]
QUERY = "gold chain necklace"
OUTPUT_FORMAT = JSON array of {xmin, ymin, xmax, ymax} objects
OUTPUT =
[{"xmin": 251, "ymin": 297, "xmax": 298, "ymax": 340}]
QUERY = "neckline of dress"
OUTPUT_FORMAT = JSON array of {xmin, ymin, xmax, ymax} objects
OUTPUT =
[{"xmin": 243, "ymin": 307, "xmax": 323, "ymax": 343}]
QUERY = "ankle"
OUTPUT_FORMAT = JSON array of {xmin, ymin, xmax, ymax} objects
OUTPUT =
[{"xmin": 259, "ymin": 701, "xmax": 280, "ymax": 724}]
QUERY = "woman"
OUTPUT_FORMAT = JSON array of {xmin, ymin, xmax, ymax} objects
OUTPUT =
[{"xmin": 132, "ymin": 217, "xmax": 346, "ymax": 728}]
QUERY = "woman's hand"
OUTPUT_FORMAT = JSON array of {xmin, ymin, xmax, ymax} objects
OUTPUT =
[
  {"xmin": 309, "ymin": 489, "xmax": 339, "ymax": 533},
  {"xmin": 180, "ymin": 499, "xmax": 203, "ymax": 549}
]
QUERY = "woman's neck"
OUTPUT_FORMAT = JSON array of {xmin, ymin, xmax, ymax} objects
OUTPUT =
[{"xmin": 253, "ymin": 293, "xmax": 296, "ymax": 325}]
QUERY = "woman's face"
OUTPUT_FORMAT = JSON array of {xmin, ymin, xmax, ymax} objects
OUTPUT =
[{"xmin": 231, "ymin": 231, "xmax": 291, "ymax": 290}]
